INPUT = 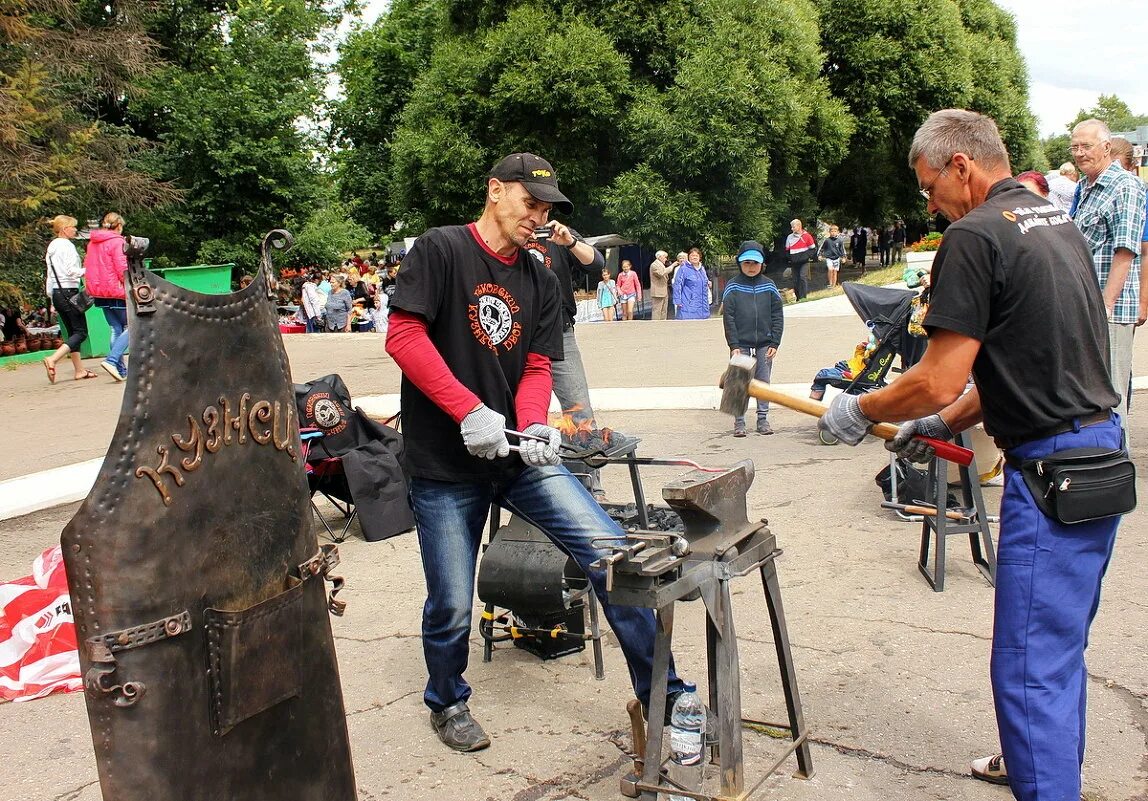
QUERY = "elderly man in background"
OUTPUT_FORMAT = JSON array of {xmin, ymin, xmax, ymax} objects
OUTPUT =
[
  {"xmin": 1047, "ymin": 162, "xmax": 1078, "ymax": 213},
  {"xmin": 1071, "ymin": 119, "xmax": 1147, "ymax": 445},
  {"xmin": 785, "ymin": 219, "xmax": 816, "ymax": 300},
  {"xmin": 649, "ymin": 250, "xmax": 671, "ymax": 320}
]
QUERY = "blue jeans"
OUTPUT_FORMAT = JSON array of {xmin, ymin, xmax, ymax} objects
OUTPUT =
[
  {"xmin": 733, "ymin": 346, "xmax": 773, "ymax": 426},
  {"xmin": 409, "ymin": 465, "xmax": 684, "ymax": 712},
  {"xmin": 810, "ymin": 361, "xmax": 850, "ymax": 396},
  {"xmin": 994, "ymin": 416, "xmax": 1122, "ymax": 801},
  {"xmin": 96, "ymin": 299, "xmax": 128, "ymax": 372}
]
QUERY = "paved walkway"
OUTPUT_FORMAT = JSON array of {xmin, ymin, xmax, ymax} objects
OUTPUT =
[{"xmin": 6, "ymin": 284, "xmax": 1148, "ymax": 520}]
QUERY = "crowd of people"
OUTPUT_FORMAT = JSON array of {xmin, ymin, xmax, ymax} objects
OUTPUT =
[{"xmin": 290, "ymin": 254, "xmax": 400, "ymax": 333}]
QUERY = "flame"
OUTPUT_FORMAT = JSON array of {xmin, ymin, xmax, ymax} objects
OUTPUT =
[{"xmin": 550, "ymin": 405, "xmax": 596, "ymax": 440}]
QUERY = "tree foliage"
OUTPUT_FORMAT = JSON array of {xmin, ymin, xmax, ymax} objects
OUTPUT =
[
  {"xmin": 1069, "ymin": 94, "xmax": 1148, "ymax": 134},
  {"xmin": 121, "ymin": 0, "xmax": 344, "ymax": 271},
  {"xmin": 333, "ymin": 0, "xmax": 447, "ymax": 233},
  {"xmin": 335, "ymin": 0, "xmax": 1034, "ymax": 249},
  {"xmin": 814, "ymin": 0, "xmax": 1038, "ymax": 225},
  {"xmin": 0, "ymin": 0, "xmax": 178, "ymax": 287},
  {"xmin": 338, "ymin": 0, "xmax": 853, "ymax": 253}
]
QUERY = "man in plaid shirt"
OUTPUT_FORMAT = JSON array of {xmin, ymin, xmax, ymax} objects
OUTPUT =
[{"xmin": 1071, "ymin": 118, "xmax": 1148, "ymax": 443}]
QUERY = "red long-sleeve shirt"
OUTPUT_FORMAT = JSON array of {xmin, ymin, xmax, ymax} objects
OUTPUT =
[{"xmin": 385, "ymin": 310, "xmax": 552, "ymax": 428}]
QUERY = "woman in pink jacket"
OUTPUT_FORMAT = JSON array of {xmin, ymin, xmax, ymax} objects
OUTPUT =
[
  {"xmin": 84, "ymin": 212, "xmax": 130, "ymax": 381},
  {"xmin": 615, "ymin": 259, "xmax": 642, "ymax": 321}
]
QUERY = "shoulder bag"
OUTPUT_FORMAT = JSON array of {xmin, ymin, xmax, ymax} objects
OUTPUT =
[{"xmin": 48, "ymin": 254, "xmax": 94, "ymax": 312}]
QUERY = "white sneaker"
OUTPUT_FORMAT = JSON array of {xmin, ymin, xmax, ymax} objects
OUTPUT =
[
  {"xmin": 971, "ymin": 753, "xmax": 1008, "ymax": 785},
  {"xmin": 100, "ymin": 361, "xmax": 125, "ymax": 382}
]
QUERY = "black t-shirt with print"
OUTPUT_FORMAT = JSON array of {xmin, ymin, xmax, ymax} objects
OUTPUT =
[
  {"xmin": 521, "ymin": 228, "xmax": 601, "ymax": 326},
  {"xmin": 390, "ymin": 224, "xmax": 564, "ymax": 481},
  {"xmin": 924, "ymin": 178, "xmax": 1118, "ymax": 447}
]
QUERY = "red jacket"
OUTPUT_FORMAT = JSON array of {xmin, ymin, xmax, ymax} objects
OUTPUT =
[{"xmin": 83, "ymin": 229, "xmax": 128, "ymax": 300}]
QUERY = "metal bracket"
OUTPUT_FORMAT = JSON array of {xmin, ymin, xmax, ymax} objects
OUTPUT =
[
  {"xmin": 128, "ymin": 264, "xmax": 156, "ymax": 316},
  {"xmin": 84, "ymin": 610, "xmax": 191, "ymax": 707},
  {"xmin": 259, "ymin": 229, "xmax": 294, "ymax": 300},
  {"xmin": 298, "ymin": 543, "xmax": 347, "ymax": 616}
]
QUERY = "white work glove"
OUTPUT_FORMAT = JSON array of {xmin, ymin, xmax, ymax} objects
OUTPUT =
[
  {"xmin": 885, "ymin": 415, "xmax": 953, "ymax": 463},
  {"xmin": 520, "ymin": 423, "xmax": 562, "ymax": 467},
  {"xmin": 818, "ymin": 393, "xmax": 873, "ymax": 446},
  {"xmin": 460, "ymin": 405, "xmax": 510, "ymax": 459}
]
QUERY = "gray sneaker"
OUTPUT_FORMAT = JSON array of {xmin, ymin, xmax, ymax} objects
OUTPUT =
[
  {"xmin": 430, "ymin": 702, "xmax": 491, "ymax": 752},
  {"xmin": 733, "ymin": 421, "xmax": 747, "ymax": 438},
  {"xmin": 756, "ymin": 420, "xmax": 774, "ymax": 435}
]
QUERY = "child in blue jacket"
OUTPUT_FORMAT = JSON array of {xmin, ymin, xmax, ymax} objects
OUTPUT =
[{"xmin": 722, "ymin": 240, "xmax": 784, "ymax": 435}]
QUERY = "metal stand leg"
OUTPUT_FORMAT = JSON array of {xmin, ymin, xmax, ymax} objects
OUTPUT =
[
  {"xmin": 760, "ymin": 559, "xmax": 814, "ymax": 779},
  {"xmin": 640, "ymin": 604, "xmax": 674, "ymax": 801},
  {"xmin": 628, "ymin": 457, "xmax": 650, "ymax": 529},
  {"xmin": 917, "ymin": 431, "xmax": 997, "ymax": 591},
  {"xmin": 587, "ymin": 590, "xmax": 605, "ymax": 680},
  {"xmin": 701, "ymin": 578, "xmax": 744, "ymax": 795}
]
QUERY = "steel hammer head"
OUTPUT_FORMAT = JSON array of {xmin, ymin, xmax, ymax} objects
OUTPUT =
[{"xmin": 718, "ymin": 353, "xmax": 756, "ymax": 417}]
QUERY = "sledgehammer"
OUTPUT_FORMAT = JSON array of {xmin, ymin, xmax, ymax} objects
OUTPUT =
[{"xmin": 718, "ymin": 354, "xmax": 974, "ymax": 466}]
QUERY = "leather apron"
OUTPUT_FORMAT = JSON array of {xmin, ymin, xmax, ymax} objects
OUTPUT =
[{"xmin": 61, "ymin": 262, "xmax": 356, "ymax": 800}]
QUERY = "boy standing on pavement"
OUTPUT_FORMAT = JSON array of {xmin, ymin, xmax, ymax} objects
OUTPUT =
[
  {"xmin": 817, "ymin": 225, "xmax": 847, "ymax": 288},
  {"xmin": 722, "ymin": 240, "xmax": 784, "ymax": 436},
  {"xmin": 384, "ymin": 152, "xmax": 685, "ymax": 753}
]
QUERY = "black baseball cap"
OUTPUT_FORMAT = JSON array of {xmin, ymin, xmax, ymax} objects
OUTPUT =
[{"xmin": 488, "ymin": 152, "xmax": 574, "ymax": 214}]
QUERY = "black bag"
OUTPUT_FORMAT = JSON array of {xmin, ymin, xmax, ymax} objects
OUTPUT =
[
  {"xmin": 1019, "ymin": 447, "xmax": 1136, "ymax": 524},
  {"xmin": 48, "ymin": 257, "xmax": 94, "ymax": 312},
  {"xmin": 69, "ymin": 287, "xmax": 94, "ymax": 312}
]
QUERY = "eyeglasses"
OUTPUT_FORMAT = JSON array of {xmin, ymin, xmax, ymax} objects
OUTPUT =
[
  {"xmin": 1069, "ymin": 142, "xmax": 1102, "ymax": 154},
  {"xmin": 919, "ymin": 156, "xmax": 954, "ymax": 200}
]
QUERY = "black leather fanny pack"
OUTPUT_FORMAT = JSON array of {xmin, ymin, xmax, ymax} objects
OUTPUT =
[{"xmin": 1018, "ymin": 447, "xmax": 1136, "ymax": 524}]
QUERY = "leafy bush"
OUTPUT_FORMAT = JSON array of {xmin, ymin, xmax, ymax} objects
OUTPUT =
[{"xmin": 908, "ymin": 232, "xmax": 943, "ymax": 252}]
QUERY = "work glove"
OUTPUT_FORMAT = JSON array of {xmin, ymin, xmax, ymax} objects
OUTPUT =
[
  {"xmin": 818, "ymin": 393, "xmax": 873, "ymax": 446},
  {"xmin": 519, "ymin": 423, "xmax": 563, "ymax": 468},
  {"xmin": 460, "ymin": 405, "xmax": 510, "ymax": 460},
  {"xmin": 885, "ymin": 415, "xmax": 953, "ymax": 463}
]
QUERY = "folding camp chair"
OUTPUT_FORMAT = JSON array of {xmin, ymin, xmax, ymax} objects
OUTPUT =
[
  {"xmin": 301, "ymin": 412, "xmax": 402, "ymax": 543},
  {"xmin": 301, "ymin": 428, "xmax": 358, "ymax": 543}
]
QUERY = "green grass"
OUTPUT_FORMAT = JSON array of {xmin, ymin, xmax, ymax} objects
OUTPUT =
[{"xmin": 800, "ymin": 261, "xmax": 907, "ymax": 303}]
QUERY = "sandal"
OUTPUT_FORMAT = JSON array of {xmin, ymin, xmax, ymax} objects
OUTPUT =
[
  {"xmin": 43, "ymin": 358, "xmax": 56, "ymax": 384},
  {"xmin": 971, "ymin": 753, "xmax": 1008, "ymax": 785},
  {"xmin": 74, "ymin": 370, "xmax": 99, "ymax": 381}
]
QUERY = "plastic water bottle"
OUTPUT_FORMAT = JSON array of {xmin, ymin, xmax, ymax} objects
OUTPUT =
[{"xmin": 667, "ymin": 682, "xmax": 705, "ymax": 801}]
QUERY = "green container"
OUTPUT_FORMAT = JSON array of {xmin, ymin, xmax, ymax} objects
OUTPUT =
[{"xmin": 77, "ymin": 263, "xmax": 235, "ymax": 358}]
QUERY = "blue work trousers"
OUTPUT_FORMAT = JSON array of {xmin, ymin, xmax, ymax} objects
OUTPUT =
[
  {"xmin": 409, "ymin": 465, "xmax": 684, "ymax": 713},
  {"xmin": 994, "ymin": 416, "xmax": 1122, "ymax": 801}
]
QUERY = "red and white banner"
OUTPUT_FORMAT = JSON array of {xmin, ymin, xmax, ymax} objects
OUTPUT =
[{"xmin": 0, "ymin": 545, "xmax": 82, "ymax": 702}]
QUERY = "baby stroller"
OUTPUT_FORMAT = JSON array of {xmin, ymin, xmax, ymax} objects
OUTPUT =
[{"xmin": 811, "ymin": 282, "xmax": 927, "ymax": 445}]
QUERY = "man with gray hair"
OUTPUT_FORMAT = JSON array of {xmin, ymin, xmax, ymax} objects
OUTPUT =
[
  {"xmin": 819, "ymin": 109, "xmax": 1124, "ymax": 800},
  {"xmin": 649, "ymin": 250, "xmax": 671, "ymax": 320},
  {"xmin": 1047, "ymin": 161, "xmax": 1078, "ymax": 213},
  {"xmin": 1071, "ymin": 118, "xmax": 1147, "ymax": 443}
]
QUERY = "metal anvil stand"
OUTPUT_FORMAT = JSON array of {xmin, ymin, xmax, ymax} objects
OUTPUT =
[{"xmin": 602, "ymin": 462, "xmax": 814, "ymax": 800}]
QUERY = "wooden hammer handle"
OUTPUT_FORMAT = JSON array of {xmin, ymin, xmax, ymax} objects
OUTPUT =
[
  {"xmin": 744, "ymin": 380, "xmax": 974, "ymax": 466},
  {"xmin": 626, "ymin": 699, "xmax": 646, "ymax": 772}
]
